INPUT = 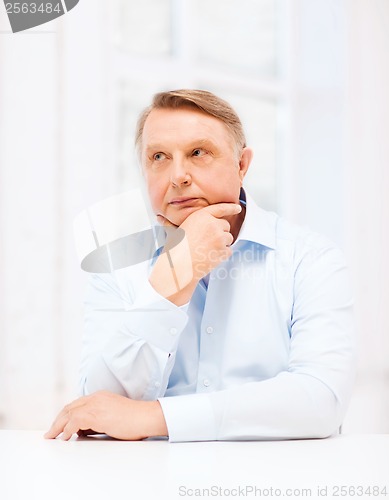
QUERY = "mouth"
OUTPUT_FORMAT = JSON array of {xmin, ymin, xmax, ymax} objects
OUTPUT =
[{"xmin": 169, "ymin": 197, "xmax": 199, "ymax": 206}]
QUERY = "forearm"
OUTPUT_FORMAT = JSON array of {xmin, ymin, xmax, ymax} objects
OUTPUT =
[
  {"xmin": 148, "ymin": 248, "xmax": 199, "ymax": 306},
  {"xmin": 159, "ymin": 369, "xmax": 355, "ymax": 442},
  {"xmin": 81, "ymin": 273, "xmax": 188, "ymax": 400},
  {"xmin": 80, "ymin": 342, "xmax": 177, "ymax": 400}
]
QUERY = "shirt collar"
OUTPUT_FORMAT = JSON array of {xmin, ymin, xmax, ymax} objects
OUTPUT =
[{"xmin": 233, "ymin": 188, "xmax": 277, "ymax": 250}]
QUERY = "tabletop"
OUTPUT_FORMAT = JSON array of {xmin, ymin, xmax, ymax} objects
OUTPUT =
[{"xmin": 0, "ymin": 431, "xmax": 388, "ymax": 500}]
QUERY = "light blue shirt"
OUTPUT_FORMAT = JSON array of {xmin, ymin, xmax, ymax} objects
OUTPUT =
[{"xmin": 80, "ymin": 190, "xmax": 355, "ymax": 442}]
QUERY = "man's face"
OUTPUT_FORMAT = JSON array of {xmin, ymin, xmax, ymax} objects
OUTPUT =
[{"xmin": 141, "ymin": 107, "xmax": 251, "ymax": 227}]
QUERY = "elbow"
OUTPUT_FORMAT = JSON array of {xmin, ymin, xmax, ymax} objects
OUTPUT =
[
  {"xmin": 306, "ymin": 391, "xmax": 348, "ymax": 439},
  {"xmin": 291, "ymin": 373, "xmax": 353, "ymax": 439},
  {"xmin": 309, "ymin": 416, "xmax": 341, "ymax": 439}
]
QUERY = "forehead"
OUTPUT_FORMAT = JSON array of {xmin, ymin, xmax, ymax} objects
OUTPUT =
[{"xmin": 142, "ymin": 107, "xmax": 234, "ymax": 149}]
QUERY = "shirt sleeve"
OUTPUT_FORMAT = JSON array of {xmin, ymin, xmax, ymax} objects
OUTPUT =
[
  {"xmin": 79, "ymin": 266, "xmax": 189, "ymax": 400},
  {"xmin": 158, "ymin": 240, "xmax": 356, "ymax": 442}
]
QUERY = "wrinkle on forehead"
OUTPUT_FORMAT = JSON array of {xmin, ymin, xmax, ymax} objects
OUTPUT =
[{"xmin": 141, "ymin": 108, "xmax": 237, "ymax": 156}]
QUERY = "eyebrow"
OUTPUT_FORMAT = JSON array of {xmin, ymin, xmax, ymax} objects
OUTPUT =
[{"xmin": 145, "ymin": 138, "xmax": 217, "ymax": 153}]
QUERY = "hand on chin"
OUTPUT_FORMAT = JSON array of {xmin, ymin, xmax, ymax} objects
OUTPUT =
[{"xmin": 162, "ymin": 205, "xmax": 205, "ymax": 227}]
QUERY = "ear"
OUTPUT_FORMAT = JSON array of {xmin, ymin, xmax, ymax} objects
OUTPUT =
[{"xmin": 238, "ymin": 147, "xmax": 253, "ymax": 184}]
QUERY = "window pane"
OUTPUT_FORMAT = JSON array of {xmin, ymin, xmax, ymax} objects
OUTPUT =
[
  {"xmin": 116, "ymin": 82, "xmax": 156, "ymax": 189},
  {"xmin": 113, "ymin": 0, "xmax": 172, "ymax": 57},
  {"xmin": 195, "ymin": 0, "xmax": 277, "ymax": 77}
]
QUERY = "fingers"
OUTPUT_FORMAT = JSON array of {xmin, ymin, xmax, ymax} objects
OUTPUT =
[
  {"xmin": 219, "ymin": 218, "xmax": 231, "ymax": 233},
  {"xmin": 202, "ymin": 203, "xmax": 242, "ymax": 219},
  {"xmin": 60, "ymin": 421, "xmax": 77, "ymax": 441},
  {"xmin": 223, "ymin": 231, "xmax": 234, "ymax": 247},
  {"xmin": 157, "ymin": 203, "xmax": 241, "ymax": 227},
  {"xmin": 60, "ymin": 412, "xmax": 94, "ymax": 441},
  {"xmin": 45, "ymin": 409, "xmax": 94, "ymax": 441},
  {"xmin": 44, "ymin": 396, "xmax": 89, "ymax": 440},
  {"xmin": 44, "ymin": 412, "xmax": 71, "ymax": 439}
]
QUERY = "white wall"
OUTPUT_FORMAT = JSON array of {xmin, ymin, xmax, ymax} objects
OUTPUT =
[
  {"xmin": 342, "ymin": 0, "xmax": 389, "ymax": 432},
  {"xmin": 0, "ymin": 19, "xmax": 61, "ymax": 427},
  {"xmin": 0, "ymin": 0, "xmax": 109, "ymax": 428}
]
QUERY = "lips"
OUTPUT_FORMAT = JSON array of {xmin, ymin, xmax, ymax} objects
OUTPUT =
[{"xmin": 169, "ymin": 197, "xmax": 199, "ymax": 205}]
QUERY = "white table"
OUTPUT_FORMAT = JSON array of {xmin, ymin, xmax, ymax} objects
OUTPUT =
[{"xmin": 0, "ymin": 431, "xmax": 388, "ymax": 500}]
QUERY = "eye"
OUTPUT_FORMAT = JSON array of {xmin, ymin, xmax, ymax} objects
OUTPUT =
[
  {"xmin": 153, "ymin": 152, "xmax": 166, "ymax": 161},
  {"xmin": 192, "ymin": 148, "xmax": 207, "ymax": 157}
]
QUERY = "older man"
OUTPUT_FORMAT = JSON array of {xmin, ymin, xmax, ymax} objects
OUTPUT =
[{"xmin": 45, "ymin": 90, "xmax": 355, "ymax": 441}]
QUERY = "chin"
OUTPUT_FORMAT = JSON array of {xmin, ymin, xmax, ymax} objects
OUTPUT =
[{"xmin": 170, "ymin": 206, "xmax": 204, "ymax": 226}]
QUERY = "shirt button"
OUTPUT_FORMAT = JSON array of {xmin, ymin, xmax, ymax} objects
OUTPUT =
[
  {"xmin": 154, "ymin": 381, "xmax": 161, "ymax": 388},
  {"xmin": 203, "ymin": 379, "xmax": 211, "ymax": 387},
  {"xmin": 206, "ymin": 326, "xmax": 214, "ymax": 334},
  {"xmin": 170, "ymin": 327, "xmax": 177, "ymax": 336}
]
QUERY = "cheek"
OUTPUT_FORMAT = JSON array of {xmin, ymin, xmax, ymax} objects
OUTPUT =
[
  {"xmin": 205, "ymin": 171, "xmax": 241, "ymax": 202},
  {"xmin": 146, "ymin": 177, "xmax": 166, "ymax": 212}
]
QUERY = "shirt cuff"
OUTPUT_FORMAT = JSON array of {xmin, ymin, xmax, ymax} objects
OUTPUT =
[{"xmin": 158, "ymin": 393, "xmax": 218, "ymax": 442}]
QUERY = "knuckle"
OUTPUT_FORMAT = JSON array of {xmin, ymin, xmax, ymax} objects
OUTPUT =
[
  {"xmin": 93, "ymin": 390, "xmax": 110, "ymax": 402},
  {"xmin": 66, "ymin": 409, "xmax": 74, "ymax": 419}
]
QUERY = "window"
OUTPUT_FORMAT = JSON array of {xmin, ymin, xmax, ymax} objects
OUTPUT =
[{"xmin": 109, "ymin": 0, "xmax": 285, "ymax": 212}]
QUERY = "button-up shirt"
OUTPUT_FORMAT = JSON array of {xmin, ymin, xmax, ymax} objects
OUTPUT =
[{"xmin": 80, "ymin": 190, "xmax": 355, "ymax": 442}]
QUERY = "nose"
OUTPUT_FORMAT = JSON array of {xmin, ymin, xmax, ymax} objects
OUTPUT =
[{"xmin": 170, "ymin": 157, "xmax": 191, "ymax": 187}]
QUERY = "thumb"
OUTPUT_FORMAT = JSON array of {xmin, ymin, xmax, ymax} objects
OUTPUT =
[{"xmin": 203, "ymin": 203, "xmax": 242, "ymax": 219}]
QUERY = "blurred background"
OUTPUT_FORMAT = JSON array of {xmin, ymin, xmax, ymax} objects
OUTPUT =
[{"xmin": 0, "ymin": 0, "xmax": 388, "ymax": 432}]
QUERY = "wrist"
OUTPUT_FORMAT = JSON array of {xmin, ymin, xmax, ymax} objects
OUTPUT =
[
  {"xmin": 144, "ymin": 400, "xmax": 168, "ymax": 438},
  {"xmin": 149, "ymin": 263, "xmax": 198, "ymax": 306}
]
